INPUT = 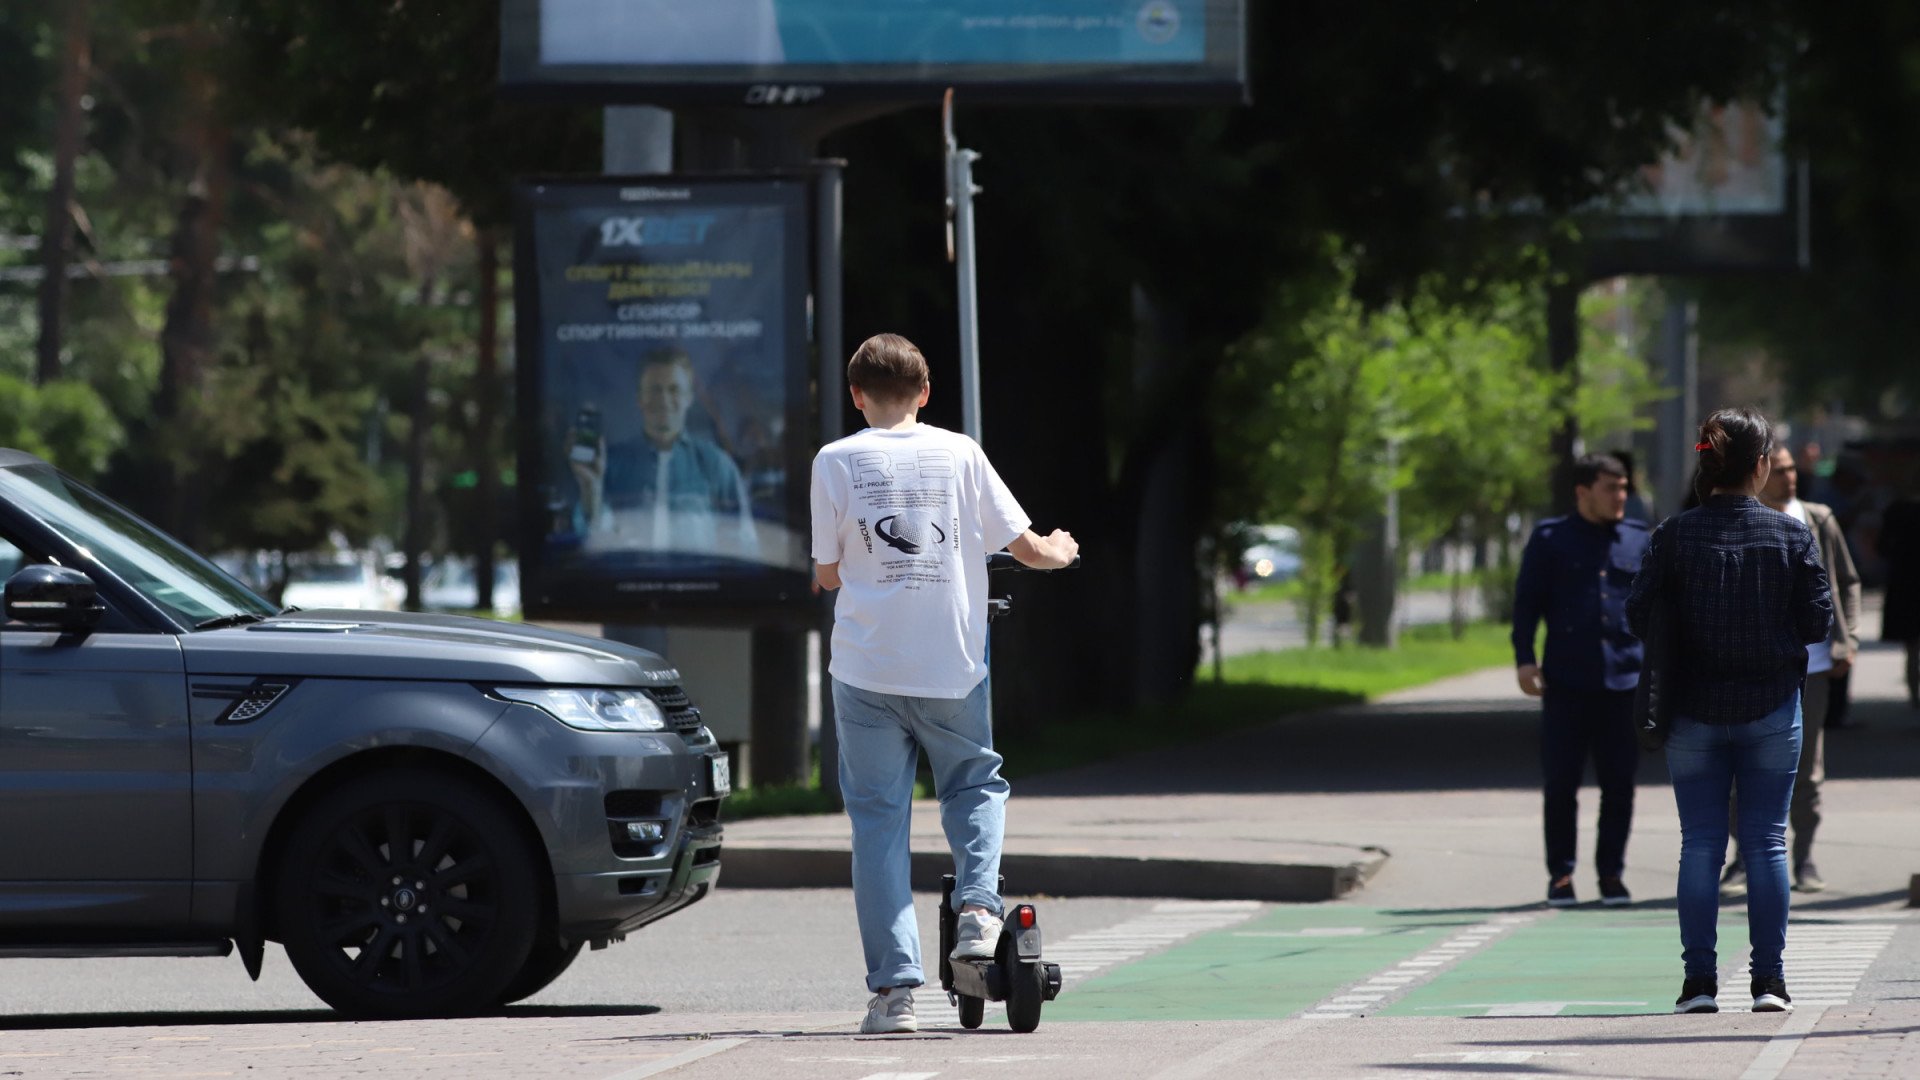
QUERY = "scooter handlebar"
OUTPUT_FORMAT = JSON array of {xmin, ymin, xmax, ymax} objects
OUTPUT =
[{"xmin": 987, "ymin": 552, "xmax": 1081, "ymax": 573}]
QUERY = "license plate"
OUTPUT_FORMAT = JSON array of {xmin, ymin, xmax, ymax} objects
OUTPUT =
[{"xmin": 708, "ymin": 754, "xmax": 732, "ymax": 797}]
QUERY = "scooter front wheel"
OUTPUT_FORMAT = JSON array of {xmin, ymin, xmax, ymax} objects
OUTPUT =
[{"xmin": 957, "ymin": 993, "xmax": 985, "ymax": 1029}]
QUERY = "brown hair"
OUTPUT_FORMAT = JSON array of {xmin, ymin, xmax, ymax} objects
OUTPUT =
[
  {"xmin": 847, "ymin": 333, "xmax": 929, "ymax": 404},
  {"xmin": 1695, "ymin": 406, "xmax": 1775, "ymax": 499}
]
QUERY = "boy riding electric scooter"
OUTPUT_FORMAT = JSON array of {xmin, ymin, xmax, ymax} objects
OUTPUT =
[{"xmin": 811, "ymin": 333, "xmax": 1078, "ymax": 1034}]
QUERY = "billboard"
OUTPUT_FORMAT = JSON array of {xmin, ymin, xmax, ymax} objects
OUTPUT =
[
  {"xmin": 499, "ymin": 0, "xmax": 1247, "ymax": 104},
  {"xmin": 514, "ymin": 177, "xmax": 814, "ymax": 622},
  {"xmin": 1583, "ymin": 101, "xmax": 1807, "ymax": 277}
]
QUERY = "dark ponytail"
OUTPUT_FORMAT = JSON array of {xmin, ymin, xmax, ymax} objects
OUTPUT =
[{"xmin": 1694, "ymin": 407, "xmax": 1775, "ymax": 500}]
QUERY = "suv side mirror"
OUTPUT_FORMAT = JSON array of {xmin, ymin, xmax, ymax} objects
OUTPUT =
[{"xmin": 5, "ymin": 565, "xmax": 104, "ymax": 630}]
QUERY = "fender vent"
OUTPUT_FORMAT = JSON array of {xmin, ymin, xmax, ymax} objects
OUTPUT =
[{"xmin": 193, "ymin": 679, "xmax": 298, "ymax": 725}]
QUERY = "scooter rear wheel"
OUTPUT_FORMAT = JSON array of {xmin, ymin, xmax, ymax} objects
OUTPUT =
[
  {"xmin": 1006, "ymin": 960, "xmax": 1045, "ymax": 1033},
  {"xmin": 957, "ymin": 993, "xmax": 985, "ymax": 1029}
]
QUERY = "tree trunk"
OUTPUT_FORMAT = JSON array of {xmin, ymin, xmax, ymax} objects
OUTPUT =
[
  {"xmin": 404, "ymin": 352, "xmax": 431, "ymax": 610},
  {"xmin": 1547, "ymin": 280, "xmax": 1581, "ymax": 517},
  {"xmin": 155, "ymin": 45, "xmax": 229, "ymax": 543},
  {"xmin": 37, "ymin": 0, "xmax": 92, "ymax": 384},
  {"xmin": 473, "ymin": 230, "xmax": 500, "ymax": 613}
]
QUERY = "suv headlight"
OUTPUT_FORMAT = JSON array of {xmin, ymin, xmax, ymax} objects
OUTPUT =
[{"xmin": 495, "ymin": 687, "xmax": 667, "ymax": 732}]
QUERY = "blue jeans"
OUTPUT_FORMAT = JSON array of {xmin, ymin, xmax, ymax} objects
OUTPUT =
[
  {"xmin": 833, "ymin": 677, "xmax": 1008, "ymax": 992},
  {"xmin": 1666, "ymin": 690, "xmax": 1802, "ymax": 980}
]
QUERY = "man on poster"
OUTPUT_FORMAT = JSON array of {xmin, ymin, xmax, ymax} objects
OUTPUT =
[{"xmin": 568, "ymin": 347, "xmax": 757, "ymax": 556}]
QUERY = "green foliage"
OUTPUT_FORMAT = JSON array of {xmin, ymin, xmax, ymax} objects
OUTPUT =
[
  {"xmin": 223, "ymin": 0, "xmax": 599, "ymax": 225},
  {"xmin": 0, "ymin": 373, "xmax": 123, "ymax": 479},
  {"xmin": 1215, "ymin": 252, "xmax": 1661, "ymax": 644}
]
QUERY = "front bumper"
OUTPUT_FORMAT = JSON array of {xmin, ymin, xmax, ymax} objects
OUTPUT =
[
  {"xmin": 553, "ymin": 820, "xmax": 723, "ymax": 940},
  {"xmin": 466, "ymin": 703, "xmax": 726, "ymax": 943}
]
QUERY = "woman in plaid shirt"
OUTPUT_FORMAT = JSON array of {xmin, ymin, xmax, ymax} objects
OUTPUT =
[{"xmin": 1627, "ymin": 407, "xmax": 1832, "ymax": 1017}]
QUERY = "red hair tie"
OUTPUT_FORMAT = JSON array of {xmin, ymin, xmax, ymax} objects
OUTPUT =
[{"xmin": 1694, "ymin": 442, "xmax": 1711, "ymax": 451}]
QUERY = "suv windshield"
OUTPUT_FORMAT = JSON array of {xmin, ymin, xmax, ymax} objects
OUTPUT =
[{"xmin": 0, "ymin": 464, "xmax": 278, "ymax": 627}]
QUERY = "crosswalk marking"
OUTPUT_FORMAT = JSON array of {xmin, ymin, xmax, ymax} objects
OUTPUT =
[
  {"xmin": 915, "ymin": 900, "xmax": 1263, "ymax": 1029},
  {"xmin": 1300, "ymin": 914, "xmax": 1537, "ymax": 1019},
  {"xmin": 1773, "ymin": 922, "xmax": 1896, "ymax": 1006}
]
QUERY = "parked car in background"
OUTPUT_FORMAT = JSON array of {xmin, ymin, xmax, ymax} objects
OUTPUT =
[
  {"xmin": 1241, "ymin": 524, "xmax": 1302, "ymax": 584},
  {"xmin": 281, "ymin": 557, "xmax": 404, "ymax": 611},
  {"xmin": 423, "ymin": 557, "xmax": 521, "ymax": 618},
  {"xmin": 0, "ymin": 448, "xmax": 727, "ymax": 1018}
]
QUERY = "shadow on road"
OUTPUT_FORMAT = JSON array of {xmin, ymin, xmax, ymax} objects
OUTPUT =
[
  {"xmin": 0, "ymin": 1004, "xmax": 660, "ymax": 1031},
  {"xmin": 1021, "ymin": 697, "xmax": 1920, "ymax": 797}
]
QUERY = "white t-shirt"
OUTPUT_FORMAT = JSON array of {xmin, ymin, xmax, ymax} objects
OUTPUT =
[
  {"xmin": 1785, "ymin": 498, "xmax": 1835, "ymax": 674},
  {"xmin": 810, "ymin": 424, "xmax": 1031, "ymax": 698}
]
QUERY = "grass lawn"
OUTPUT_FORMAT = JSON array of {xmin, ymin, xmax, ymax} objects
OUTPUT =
[{"xmin": 1215, "ymin": 620, "xmax": 1515, "ymax": 698}]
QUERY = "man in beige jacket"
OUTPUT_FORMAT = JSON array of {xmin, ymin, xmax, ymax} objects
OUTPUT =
[{"xmin": 1723, "ymin": 444, "xmax": 1862, "ymax": 897}]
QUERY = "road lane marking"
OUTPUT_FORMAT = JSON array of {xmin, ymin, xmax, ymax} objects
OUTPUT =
[
  {"xmin": 1300, "ymin": 914, "xmax": 1537, "ymax": 1019},
  {"xmin": 1418, "ymin": 1051, "xmax": 1577, "ymax": 1064},
  {"xmin": 1777, "ymin": 922, "xmax": 1896, "ymax": 1006},
  {"xmin": 1421, "ymin": 1000, "xmax": 1645, "ymax": 1017},
  {"xmin": 917, "ymin": 900, "xmax": 1263, "ymax": 1029},
  {"xmin": 597, "ymin": 1038, "xmax": 746, "ymax": 1080},
  {"xmin": 1738, "ymin": 1005, "xmax": 1827, "ymax": 1080}
]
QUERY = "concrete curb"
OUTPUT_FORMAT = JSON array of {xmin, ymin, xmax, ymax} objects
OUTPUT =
[{"xmin": 719, "ymin": 846, "xmax": 1389, "ymax": 903}]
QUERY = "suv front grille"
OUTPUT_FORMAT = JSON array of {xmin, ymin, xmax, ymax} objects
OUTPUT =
[{"xmin": 643, "ymin": 685, "xmax": 703, "ymax": 737}]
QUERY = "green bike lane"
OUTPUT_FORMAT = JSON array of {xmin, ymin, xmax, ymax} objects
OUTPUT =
[{"xmin": 1049, "ymin": 904, "xmax": 1721, "ymax": 1022}]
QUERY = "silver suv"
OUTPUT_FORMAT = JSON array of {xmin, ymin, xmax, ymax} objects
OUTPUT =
[{"xmin": 0, "ymin": 449, "xmax": 727, "ymax": 1017}]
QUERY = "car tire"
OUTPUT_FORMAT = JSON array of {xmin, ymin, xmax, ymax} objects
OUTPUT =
[
  {"xmin": 275, "ymin": 769, "xmax": 540, "ymax": 1019},
  {"xmin": 497, "ymin": 935, "xmax": 584, "ymax": 1005}
]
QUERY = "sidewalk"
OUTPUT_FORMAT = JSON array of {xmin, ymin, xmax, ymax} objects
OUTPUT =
[
  {"xmin": 722, "ymin": 795, "xmax": 1389, "ymax": 901},
  {"xmin": 726, "ymin": 639, "xmax": 1920, "ymax": 908}
]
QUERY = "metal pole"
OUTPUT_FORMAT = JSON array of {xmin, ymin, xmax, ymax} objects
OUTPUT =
[
  {"xmin": 815, "ymin": 159, "xmax": 846, "ymax": 806},
  {"xmin": 944, "ymin": 89, "xmax": 984, "ymax": 445}
]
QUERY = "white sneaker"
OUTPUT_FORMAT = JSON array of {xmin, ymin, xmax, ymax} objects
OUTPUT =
[
  {"xmin": 951, "ymin": 910, "xmax": 1004, "ymax": 961},
  {"xmin": 860, "ymin": 987, "xmax": 917, "ymax": 1034}
]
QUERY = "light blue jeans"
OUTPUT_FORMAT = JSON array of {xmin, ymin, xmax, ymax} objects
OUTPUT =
[
  {"xmin": 833, "ymin": 677, "xmax": 1008, "ymax": 992},
  {"xmin": 1666, "ymin": 690, "xmax": 1802, "ymax": 980}
]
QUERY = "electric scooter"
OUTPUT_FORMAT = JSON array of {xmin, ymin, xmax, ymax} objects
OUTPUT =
[
  {"xmin": 933, "ymin": 551, "xmax": 1076, "ymax": 1032},
  {"xmin": 938, "ymin": 875, "xmax": 1062, "ymax": 1032}
]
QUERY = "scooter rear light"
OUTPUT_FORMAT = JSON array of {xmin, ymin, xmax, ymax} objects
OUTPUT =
[{"xmin": 1017, "ymin": 905, "xmax": 1036, "ymax": 929}]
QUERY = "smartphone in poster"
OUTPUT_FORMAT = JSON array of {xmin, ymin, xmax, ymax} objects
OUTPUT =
[{"xmin": 514, "ymin": 178, "xmax": 812, "ymax": 620}]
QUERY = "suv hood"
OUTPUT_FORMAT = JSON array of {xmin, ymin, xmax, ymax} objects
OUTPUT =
[{"xmin": 180, "ymin": 609, "xmax": 678, "ymax": 687}]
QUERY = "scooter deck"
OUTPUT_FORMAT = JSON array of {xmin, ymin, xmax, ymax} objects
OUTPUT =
[{"xmin": 949, "ymin": 956, "xmax": 1006, "ymax": 1001}]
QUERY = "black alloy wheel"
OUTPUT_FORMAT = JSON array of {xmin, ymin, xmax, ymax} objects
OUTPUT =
[
  {"xmin": 277, "ymin": 770, "xmax": 539, "ymax": 1019},
  {"xmin": 497, "ymin": 936, "xmax": 585, "ymax": 1005}
]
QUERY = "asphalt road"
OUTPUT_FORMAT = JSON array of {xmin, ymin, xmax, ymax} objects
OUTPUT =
[{"xmin": 2, "ymin": 640, "xmax": 1915, "ymax": 1076}]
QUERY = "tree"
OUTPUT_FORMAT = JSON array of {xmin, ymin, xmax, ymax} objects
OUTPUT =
[{"xmin": 218, "ymin": 0, "xmax": 1798, "ymax": 719}]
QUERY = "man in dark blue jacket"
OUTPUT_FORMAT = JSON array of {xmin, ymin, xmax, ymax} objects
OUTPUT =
[{"xmin": 1514, "ymin": 453, "xmax": 1651, "ymax": 907}]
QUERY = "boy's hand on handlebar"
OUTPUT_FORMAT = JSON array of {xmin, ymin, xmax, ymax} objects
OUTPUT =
[
  {"xmin": 1009, "ymin": 528, "xmax": 1078, "ymax": 570},
  {"xmin": 1046, "ymin": 529, "xmax": 1079, "ymax": 564}
]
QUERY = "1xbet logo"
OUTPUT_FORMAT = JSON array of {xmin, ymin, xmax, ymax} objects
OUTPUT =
[{"xmin": 597, "ymin": 214, "xmax": 717, "ymax": 247}]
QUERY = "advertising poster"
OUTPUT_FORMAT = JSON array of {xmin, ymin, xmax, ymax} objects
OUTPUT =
[
  {"xmin": 500, "ymin": 0, "xmax": 1245, "ymax": 103},
  {"xmin": 538, "ymin": 0, "xmax": 1207, "ymax": 66},
  {"xmin": 514, "ymin": 178, "xmax": 812, "ymax": 620}
]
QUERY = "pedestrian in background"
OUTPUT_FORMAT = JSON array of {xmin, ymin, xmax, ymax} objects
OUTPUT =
[
  {"xmin": 1716, "ymin": 443, "xmax": 1860, "ymax": 898},
  {"xmin": 1512, "ymin": 453, "xmax": 1650, "ymax": 908},
  {"xmin": 1879, "ymin": 478, "xmax": 1920, "ymax": 709},
  {"xmin": 1627, "ymin": 407, "xmax": 1832, "ymax": 1016},
  {"xmin": 1613, "ymin": 449, "xmax": 1652, "ymax": 524}
]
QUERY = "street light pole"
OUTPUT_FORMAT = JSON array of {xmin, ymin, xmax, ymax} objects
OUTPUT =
[{"xmin": 944, "ymin": 89, "xmax": 984, "ymax": 446}]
